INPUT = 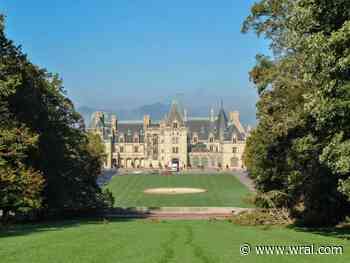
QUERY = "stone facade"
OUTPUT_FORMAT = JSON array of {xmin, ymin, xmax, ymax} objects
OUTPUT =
[{"xmin": 89, "ymin": 101, "xmax": 249, "ymax": 170}]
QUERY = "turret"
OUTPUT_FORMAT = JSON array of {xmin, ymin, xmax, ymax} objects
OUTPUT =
[
  {"xmin": 216, "ymin": 101, "xmax": 228, "ymax": 140},
  {"xmin": 166, "ymin": 100, "xmax": 184, "ymax": 127}
]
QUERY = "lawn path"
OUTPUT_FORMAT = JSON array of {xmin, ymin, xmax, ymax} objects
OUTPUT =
[{"xmin": 232, "ymin": 170, "xmax": 256, "ymax": 192}]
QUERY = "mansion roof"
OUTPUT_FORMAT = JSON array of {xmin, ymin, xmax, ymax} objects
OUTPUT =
[{"xmin": 90, "ymin": 102, "xmax": 247, "ymax": 143}]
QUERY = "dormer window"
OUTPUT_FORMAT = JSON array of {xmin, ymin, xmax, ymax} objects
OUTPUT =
[
  {"xmin": 119, "ymin": 135, "xmax": 124, "ymax": 143},
  {"xmin": 232, "ymin": 134, "xmax": 237, "ymax": 143},
  {"xmin": 193, "ymin": 136, "xmax": 198, "ymax": 144},
  {"xmin": 133, "ymin": 134, "xmax": 139, "ymax": 143},
  {"xmin": 209, "ymin": 137, "xmax": 214, "ymax": 143},
  {"xmin": 173, "ymin": 122, "xmax": 178, "ymax": 129}
]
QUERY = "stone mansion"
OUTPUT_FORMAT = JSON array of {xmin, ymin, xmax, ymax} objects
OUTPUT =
[{"xmin": 90, "ymin": 101, "xmax": 249, "ymax": 170}]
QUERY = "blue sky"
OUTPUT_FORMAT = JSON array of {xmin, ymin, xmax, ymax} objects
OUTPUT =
[{"xmin": 1, "ymin": 0, "xmax": 269, "ymax": 124}]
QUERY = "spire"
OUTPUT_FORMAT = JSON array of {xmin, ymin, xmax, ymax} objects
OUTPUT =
[{"xmin": 216, "ymin": 101, "xmax": 228, "ymax": 139}]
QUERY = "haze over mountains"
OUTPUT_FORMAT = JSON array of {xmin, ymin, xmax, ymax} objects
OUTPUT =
[{"xmin": 75, "ymin": 86, "xmax": 258, "ymax": 127}]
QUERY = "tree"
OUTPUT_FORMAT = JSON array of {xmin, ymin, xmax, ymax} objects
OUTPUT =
[
  {"xmin": 0, "ymin": 15, "xmax": 44, "ymax": 220},
  {"xmin": 86, "ymin": 131, "xmax": 106, "ymax": 170},
  {"xmin": 0, "ymin": 15, "xmax": 112, "ymax": 220},
  {"xmin": 243, "ymin": 0, "xmax": 350, "ymax": 226}
]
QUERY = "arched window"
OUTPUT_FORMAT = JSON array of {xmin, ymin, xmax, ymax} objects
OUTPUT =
[
  {"xmin": 173, "ymin": 122, "xmax": 178, "ymax": 129},
  {"xmin": 172, "ymin": 147, "xmax": 179, "ymax": 154},
  {"xmin": 210, "ymin": 157, "xmax": 216, "ymax": 167}
]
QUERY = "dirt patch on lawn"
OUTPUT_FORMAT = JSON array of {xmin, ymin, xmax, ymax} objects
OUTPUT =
[{"xmin": 144, "ymin": 188, "xmax": 207, "ymax": 195}]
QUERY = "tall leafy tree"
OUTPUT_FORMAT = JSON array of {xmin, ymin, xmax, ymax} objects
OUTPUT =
[
  {"xmin": 1, "ymin": 15, "xmax": 111, "ymax": 220},
  {"xmin": 0, "ymin": 15, "xmax": 44, "ymax": 220},
  {"xmin": 243, "ymin": 0, "xmax": 350, "ymax": 226}
]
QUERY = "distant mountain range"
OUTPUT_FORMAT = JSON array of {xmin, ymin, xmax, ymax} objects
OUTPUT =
[
  {"xmin": 77, "ymin": 102, "xmax": 255, "ymax": 127},
  {"xmin": 77, "ymin": 103, "xmax": 171, "ymax": 127}
]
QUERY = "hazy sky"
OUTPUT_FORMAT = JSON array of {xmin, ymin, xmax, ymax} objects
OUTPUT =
[{"xmin": 1, "ymin": 1, "xmax": 269, "ymax": 123}]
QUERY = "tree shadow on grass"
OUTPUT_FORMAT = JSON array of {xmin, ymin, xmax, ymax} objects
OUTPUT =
[
  {"xmin": 287, "ymin": 224, "xmax": 350, "ymax": 241},
  {"xmin": 0, "ymin": 207, "xmax": 156, "ymax": 239}
]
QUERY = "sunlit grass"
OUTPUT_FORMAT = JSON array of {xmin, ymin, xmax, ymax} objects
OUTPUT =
[
  {"xmin": 1, "ymin": 220, "xmax": 349, "ymax": 263},
  {"xmin": 106, "ymin": 173, "xmax": 253, "ymax": 207}
]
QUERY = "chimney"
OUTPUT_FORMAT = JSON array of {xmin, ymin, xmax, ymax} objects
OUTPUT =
[
  {"xmin": 143, "ymin": 115, "xmax": 151, "ymax": 128},
  {"xmin": 93, "ymin": 111, "xmax": 104, "ymax": 126},
  {"xmin": 111, "ymin": 114, "xmax": 118, "ymax": 133},
  {"xmin": 229, "ymin": 111, "xmax": 245, "ymax": 133}
]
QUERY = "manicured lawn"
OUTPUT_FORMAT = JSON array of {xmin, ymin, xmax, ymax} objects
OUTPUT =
[
  {"xmin": 1, "ymin": 220, "xmax": 349, "ymax": 263},
  {"xmin": 105, "ymin": 173, "xmax": 252, "ymax": 207}
]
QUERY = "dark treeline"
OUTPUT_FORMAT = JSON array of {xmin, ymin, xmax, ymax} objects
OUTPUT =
[
  {"xmin": 0, "ymin": 15, "xmax": 112, "ymax": 222},
  {"xmin": 243, "ymin": 0, "xmax": 350, "ymax": 226}
]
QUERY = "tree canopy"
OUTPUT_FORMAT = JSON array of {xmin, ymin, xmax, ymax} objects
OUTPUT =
[
  {"xmin": 243, "ymin": 0, "xmax": 350, "ymax": 226},
  {"xmin": 0, "ymin": 15, "xmax": 112, "ymax": 221}
]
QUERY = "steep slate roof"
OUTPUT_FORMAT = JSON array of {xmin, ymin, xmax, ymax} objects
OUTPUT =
[
  {"xmin": 166, "ymin": 101, "xmax": 184, "ymax": 126},
  {"xmin": 186, "ymin": 106, "xmax": 245, "ymax": 141},
  {"xmin": 223, "ymin": 124, "xmax": 244, "ymax": 141},
  {"xmin": 216, "ymin": 107, "xmax": 228, "ymax": 138},
  {"xmin": 216, "ymin": 108, "xmax": 228, "ymax": 129},
  {"xmin": 186, "ymin": 119, "xmax": 215, "ymax": 140},
  {"xmin": 115, "ymin": 122, "xmax": 144, "ymax": 143}
]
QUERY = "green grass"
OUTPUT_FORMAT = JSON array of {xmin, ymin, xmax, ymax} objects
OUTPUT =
[
  {"xmin": 105, "ymin": 173, "xmax": 252, "ymax": 207},
  {"xmin": 1, "ymin": 220, "xmax": 349, "ymax": 263}
]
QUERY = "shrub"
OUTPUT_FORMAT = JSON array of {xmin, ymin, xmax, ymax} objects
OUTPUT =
[{"xmin": 230, "ymin": 209, "xmax": 293, "ymax": 226}]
